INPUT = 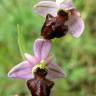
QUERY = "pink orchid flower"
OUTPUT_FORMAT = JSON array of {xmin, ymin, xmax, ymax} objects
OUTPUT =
[
  {"xmin": 8, "ymin": 38, "xmax": 65, "ymax": 79},
  {"xmin": 33, "ymin": 0, "xmax": 84, "ymax": 38}
]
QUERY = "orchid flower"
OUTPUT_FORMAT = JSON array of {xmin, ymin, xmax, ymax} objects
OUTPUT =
[
  {"xmin": 8, "ymin": 38, "xmax": 65, "ymax": 79},
  {"xmin": 33, "ymin": 0, "xmax": 84, "ymax": 38}
]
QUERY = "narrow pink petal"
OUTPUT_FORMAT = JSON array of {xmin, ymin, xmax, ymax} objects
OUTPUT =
[
  {"xmin": 24, "ymin": 53, "xmax": 39, "ymax": 64},
  {"xmin": 68, "ymin": 15, "xmax": 84, "ymax": 38},
  {"xmin": 33, "ymin": 1, "xmax": 58, "ymax": 17},
  {"xmin": 47, "ymin": 63, "xmax": 65, "ymax": 79},
  {"xmin": 33, "ymin": 38, "xmax": 52, "ymax": 60},
  {"xmin": 8, "ymin": 61, "xmax": 34, "ymax": 78}
]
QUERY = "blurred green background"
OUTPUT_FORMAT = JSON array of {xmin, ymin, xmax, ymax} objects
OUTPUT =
[{"xmin": 0, "ymin": 0, "xmax": 96, "ymax": 96}]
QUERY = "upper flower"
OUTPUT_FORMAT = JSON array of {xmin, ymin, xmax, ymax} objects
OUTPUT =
[
  {"xmin": 8, "ymin": 38, "xmax": 65, "ymax": 79},
  {"xmin": 33, "ymin": 0, "xmax": 84, "ymax": 38}
]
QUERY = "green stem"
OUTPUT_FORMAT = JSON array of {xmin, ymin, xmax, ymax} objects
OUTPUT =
[{"xmin": 17, "ymin": 24, "xmax": 25, "ymax": 60}]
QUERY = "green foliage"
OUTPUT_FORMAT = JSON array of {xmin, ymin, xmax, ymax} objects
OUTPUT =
[{"xmin": 0, "ymin": 0, "xmax": 96, "ymax": 96}]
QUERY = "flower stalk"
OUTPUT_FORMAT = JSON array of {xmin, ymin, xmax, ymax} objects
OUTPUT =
[{"xmin": 17, "ymin": 24, "xmax": 25, "ymax": 60}]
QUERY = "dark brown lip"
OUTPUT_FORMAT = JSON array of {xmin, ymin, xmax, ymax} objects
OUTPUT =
[{"xmin": 41, "ymin": 12, "xmax": 68, "ymax": 40}]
